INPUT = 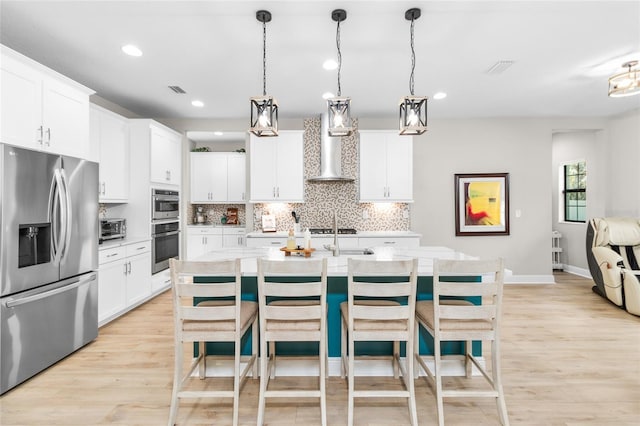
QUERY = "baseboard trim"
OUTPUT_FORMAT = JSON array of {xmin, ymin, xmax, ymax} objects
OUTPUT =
[
  {"xmin": 562, "ymin": 265, "xmax": 592, "ymax": 279},
  {"xmin": 504, "ymin": 273, "xmax": 556, "ymax": 284}
]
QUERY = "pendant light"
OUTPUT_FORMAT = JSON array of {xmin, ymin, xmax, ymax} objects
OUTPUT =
[
  {"xmin": 399, "ymin": 8, "xmax": 428, "ymax": 135},
  {"xmin": 327, "ymin": 9, "xmax": 353, "ymax": 137},
  {"xmin": 250, "ymin": 10, "xmax": 278, "ymax": 137},
  {"xmin": 608, "ymin": 60, "xmax": 640, "ymax": 98}
]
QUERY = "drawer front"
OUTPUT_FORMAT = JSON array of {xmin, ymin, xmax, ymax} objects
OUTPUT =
[
  {"xmin": 187, "ymin": 227, "xmax": 222, "ymax": 236},
  {"xmin": 99, "ymin": 247, "xmax": 126, "ymax": 264},
  {"xmin": 125, "ymin": 241, "xmax": 151, "ymax": 256},
  {"xmin": 223, "ymin": 228, "xmax": 246, "ymax": 236},
  {"xmin": 246, "ymin": 237, "xmax": 286, "ymax": 248}
]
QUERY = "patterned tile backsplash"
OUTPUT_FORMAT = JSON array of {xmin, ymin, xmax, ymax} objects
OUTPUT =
[{"xmin": 188, "ymin": 117, "xmax": 410, "ymax": 232}]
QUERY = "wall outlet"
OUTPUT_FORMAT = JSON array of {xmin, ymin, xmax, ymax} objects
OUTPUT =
[
  {"xmin": 515, "ymin": 209, "xmax": 522, "ymax": 218},
  {"xmin": 362, "ymin": 210, "xmax": 369, "ymax": 219},
  {"xmin": 402, "ymin": 209, "xmax": 409, "ymax": 219}
]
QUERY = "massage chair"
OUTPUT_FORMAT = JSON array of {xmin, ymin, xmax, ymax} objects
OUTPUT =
[{"xmin": 586, "ymin": 217, "xmax": 640, "ymax": 316}]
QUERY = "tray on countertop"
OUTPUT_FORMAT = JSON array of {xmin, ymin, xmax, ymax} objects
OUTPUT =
[{"xmin": 280, "ymin": 247, "xmax": 316, "ymax": 258}]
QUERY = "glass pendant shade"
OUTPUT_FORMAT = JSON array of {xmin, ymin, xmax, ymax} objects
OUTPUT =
[
  {"xmin": 250, "ymin": 95, "xmax": 278, "ymax": 137},
  {"xmin": 399, "ymin": 95, "xmax": 428, "ymax": 135},
  {"xmin": 327, "ymin": 96, "xmax": 353, "ymax": 136},
  {"xmin": 608, "ymin": 61, "xmax": 640, "ymax": 98}
]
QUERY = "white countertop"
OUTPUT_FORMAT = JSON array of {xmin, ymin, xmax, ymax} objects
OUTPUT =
[
  {"xmin": 187, "ymin": 224, "xmax": 246, "ymax": 228},
  {"xmin": 246, "ymin": 230, "xmax": 422, "ymax": 238},
  {"xmin": 194, "ymin": 246, "xmax": 474, "ymax": 276},
  {"xmin": 98, "ymin": 236, "xmax": 151, "ymax": 250}
]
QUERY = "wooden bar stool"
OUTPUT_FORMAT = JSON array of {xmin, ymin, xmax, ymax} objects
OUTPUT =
[
  {"xmin": 414, "ymin": 258, "xmax": 509, "ymax": 425},
  {"xmin": 168, "ymin": 258, "xmax": 258, "ymax": 426},
  {"xmin": 340, "ymin": 258, "xmax": 419, "ymax": 426},
  {"xmin": 256, "ymin": 257, "xmax": 328, "ymax": 426}
]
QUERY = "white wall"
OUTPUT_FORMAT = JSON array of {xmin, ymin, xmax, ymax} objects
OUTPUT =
[
  {"xmin": 551, "ymin": 130, "xmax": 606, "ymax": 271},
  {"xmin": 606, "ymin": 110, "xmax": 640, "ymax": 217},
  {"xmin": 409, "ymin": 118, "xmax": 553, "ymax": 279}
]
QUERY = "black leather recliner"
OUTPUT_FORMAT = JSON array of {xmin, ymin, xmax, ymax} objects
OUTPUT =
[{"xmin": 586, "ymin": 217, "xmax": 640, "ymax": 316}]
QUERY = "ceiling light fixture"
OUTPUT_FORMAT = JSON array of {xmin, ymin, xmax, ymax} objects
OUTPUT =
[
  {"xmin": 323, "ymin": 59, "xmax": 338, "ymax": 70},
  {"xmin": 191, "ymin": 100, "xmax": 204, "ymax": 107},
  {"xmin": 608, "ymin": 60, "xmax": 640, "ymax": 98},
  {"xmin": 326, "ymin": 9, "xmax": 353, "ymax": 137},
  {"xmin": 250, "ymin": 10, "xmax": 278, "ymax": 137},
  {"xmin": 433, "ymin": 92, "xmax": 447, "ymax": 100},
  {"xmin": 399, "ymin": 8, "xmax": 428, "ymax": 136},
  {"xmin": 121, "ymin": 44, "xmax": 142, "ymax": 57}
]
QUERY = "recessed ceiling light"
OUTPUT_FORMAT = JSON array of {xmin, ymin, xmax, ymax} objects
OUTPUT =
[
  {"xmin": 213, "ymin": 131, "xmax": 224, "ymax": 136},
  {"xmin": 191, "ymin": 100, "xmax": 204, "ymax": 107},
  {"xmin": 322, "ymin": 92, "xmax": 334, "ymax": 100},
  {"xmin": 121, "ymin": 44, "xmax": 142, "ymax": 57},
  {"xmin": 433, "ymin": 92, "xmax": 447, "ymax": 100},
  {"xmin": 323, "ymin": 59, "xmax": 338, "ymax": 70}
]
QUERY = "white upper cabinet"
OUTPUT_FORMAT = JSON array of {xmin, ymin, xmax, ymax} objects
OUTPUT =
[
  {"xmin": 359, "ymin": 130, "xmax": 413, "ymax": 202},
  {"xmin": 150, "ymin": 125, "xmax": 182, "ymax": 186},
  {"xmin": 0, "ymin": 46, "xmax": 93, "ymax": 159},
  {"xmin": 90, "ymin": 105, "xmax": 129, "ymax": 202},
  {"xmin": 249, "ymin": 131, "xmax": 304, "ymax": 203},
  {"xmin": 190, "ymin": 152, "xmax": 246, "ymax": 203}
]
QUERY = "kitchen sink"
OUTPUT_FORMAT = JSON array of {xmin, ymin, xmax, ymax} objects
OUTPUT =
[{"xmin": 337, "ymin": 248, "xmax": 375, "ymax": 255}]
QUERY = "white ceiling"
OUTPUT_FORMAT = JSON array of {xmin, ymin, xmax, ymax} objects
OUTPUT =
[{"xmin": 1, "ymin": 1, "xmax": 639, "ymax": 121}]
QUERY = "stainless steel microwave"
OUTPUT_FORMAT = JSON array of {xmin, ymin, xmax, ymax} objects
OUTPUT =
[
  {"xmin": 151, "ymin": 189, "xmax": 179, "ymax": 220},
  {"xmin": 99, "ymin": 218, "xmax": 126, "ymax": 243}
]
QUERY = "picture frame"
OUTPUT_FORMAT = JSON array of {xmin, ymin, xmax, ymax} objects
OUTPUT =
[{"xmin": 455, "ymin": 173, "xmax": 510, "ymax": 236}]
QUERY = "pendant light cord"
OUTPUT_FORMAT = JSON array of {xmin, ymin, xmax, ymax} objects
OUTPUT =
[
  {"xmin": 262, "ymin": 19, "xmax": 267, "ymax": 96},
  {"xmin": 336, "ymin": 19, "xmax": 342, "ymax": 97},
  {"xmin": 409, "ymin": 16, "xmax": 415, "ymax": 96}
]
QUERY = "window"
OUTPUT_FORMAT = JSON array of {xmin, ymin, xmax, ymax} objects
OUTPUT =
[{"xmin": 563, "ymin": 161, "xmax": 586, "ymax": 222}]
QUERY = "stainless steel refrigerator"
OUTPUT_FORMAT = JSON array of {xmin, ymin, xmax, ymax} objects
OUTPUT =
[{"xmin": 0, "ymin": 144, "xmax": 99, "ymax": 394}]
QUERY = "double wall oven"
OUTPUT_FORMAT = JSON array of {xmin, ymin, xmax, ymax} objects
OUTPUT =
[{"xmin": 151, "ymin": 189, "xmax": 180, "ymax": 274}]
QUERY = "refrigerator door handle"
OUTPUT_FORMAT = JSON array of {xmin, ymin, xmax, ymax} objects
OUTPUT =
[
  {"xmin": 48, "ymin": 168, "xmax": 65, "ymax": 264},
  {"xmin": 5, "ymin": 274, "xmax": 97, "ymax": 308},
  {"xmin": 59, "ymin": 168, "xmax": 73, "ymax": 259}
]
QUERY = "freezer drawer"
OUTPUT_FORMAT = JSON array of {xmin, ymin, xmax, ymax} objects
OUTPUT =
[{"xmin": 0, "ymin": 272, "xmax": 98, "ymax": 394}]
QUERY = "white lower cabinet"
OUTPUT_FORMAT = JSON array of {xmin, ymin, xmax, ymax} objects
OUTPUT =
[
  {"xmin": 246, "ymin": 236, "xmax": 287, "ymax": 248},
  {"xmin": 222, "ymin": 228, "xmax": 246, "ymax": 248},
  {"xmin": 186, "ymin": 227, "xmax": 223, "ymax": 260},
  {"xmin": 98, "ymin": 240, "xmax": 151, "ymax": 326}
]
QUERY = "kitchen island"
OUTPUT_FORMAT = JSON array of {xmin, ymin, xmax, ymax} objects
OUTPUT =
[{"xmin": 193, "ymin": 245, "xmax": 481, "ymax": 365}]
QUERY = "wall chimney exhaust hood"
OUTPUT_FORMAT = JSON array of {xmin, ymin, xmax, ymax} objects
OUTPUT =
[{"xmin": 307, "ymin": 114, "xmax": 354, "ymax": 182}]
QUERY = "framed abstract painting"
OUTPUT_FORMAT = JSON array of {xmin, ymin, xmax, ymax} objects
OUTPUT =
[{"xmin": 455, "ymin": 173, "xmax": 510, "ymax": 236}]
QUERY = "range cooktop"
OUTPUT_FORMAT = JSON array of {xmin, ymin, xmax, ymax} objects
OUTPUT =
[{"xmin": 309, "ymin": 228, "xmax": 357, "ymax": 235}]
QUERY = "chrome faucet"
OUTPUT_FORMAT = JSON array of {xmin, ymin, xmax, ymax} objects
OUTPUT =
[{"xmin": 323, "ymin": 210, "xmax": 340, "ymax": 256}]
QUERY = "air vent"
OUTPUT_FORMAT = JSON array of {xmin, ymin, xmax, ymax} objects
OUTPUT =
[
  {"xmin": 168, "ymin": 85, "xmax": 186, "ymax": 94},
  {"xmin": 485, "ymin": 61, "xmax": 515, "ymax": 75}
]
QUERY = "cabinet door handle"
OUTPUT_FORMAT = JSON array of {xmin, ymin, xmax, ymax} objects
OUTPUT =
[
  {"xmin": 277, "ymin": 187, "xmax": 280, "ymax": 198},
  {"xmin": 166, "ymin": 170, "xmax": 170, "ymax": 181},
  {"xmin": 128, "ymin": 261, "xmax": 132, "ymax": 274},
  {"xmin": 123, "ymin": 263, "xmax": 128, "ymax": 275},
  {"xmin": 270, "ymin": 241, "xmax": 280, "ymax": 245},
  {"xmin": 106, "ymin": 252, "xmax": 119, "ymax": 258},
  {"xmin": 383, "ymin": 241, "xmax": 396, "ymax": 245},
  {"xmin": 102, "ymin": 182, "xmax": 106, "ymax": 195},
  {"xmin": 273, "ymin": 187, "xmax": 276, "ymax": 197},
  {"xmin": 45, "ymin": 128, "xmax": 51, "ymax": 146},
  {"xmin": 37, "ymin": 126, "xmax": 44, "ymax": 145}
]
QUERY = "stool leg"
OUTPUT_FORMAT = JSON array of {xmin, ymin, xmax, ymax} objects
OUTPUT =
[
  {"xmin": 257, "ymin": 336, "xmax": 269, "ymax": 426},
  {"xmin": 492, "ymin": 339, "xmax": 510, "ymax": 426}
]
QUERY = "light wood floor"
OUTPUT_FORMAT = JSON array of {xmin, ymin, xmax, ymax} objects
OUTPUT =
[{"xmin": 1, "ymin": 272, "xmax": 639, "ymax": 425}]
